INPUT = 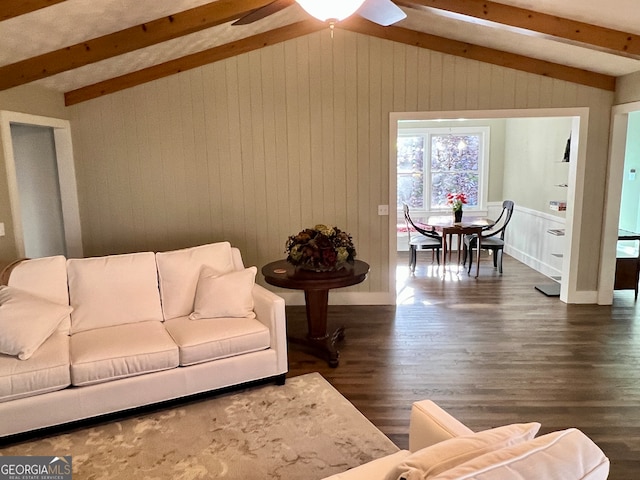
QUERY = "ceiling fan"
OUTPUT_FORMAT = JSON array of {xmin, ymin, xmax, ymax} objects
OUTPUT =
[{"xmin": 233, "ymin": 0, "xmax": 407, "ymax": 27}]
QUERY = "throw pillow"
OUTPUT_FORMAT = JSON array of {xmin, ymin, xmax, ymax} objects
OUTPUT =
[
  {"xmin": 156, "ymin": 242, "xmax": 235, "ymax": 320},
  {"xmin": 385, "ymin": 422, "xmax": 541, "ymax": 480},
  {"xmin": 0, "ymin": 285, "xmax": 73, "ymax": 360},
  {"xmin": 189, "ymin": 266, "xmax": 257, "ymax": 320},
  {"xmin": 428, "ymin": 428, "xmax": 610, "ymax": 480}
]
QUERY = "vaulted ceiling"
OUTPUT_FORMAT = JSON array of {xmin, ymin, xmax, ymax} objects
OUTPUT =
[{"xmin": 1, "ymin": 0, "xmax": 639, "ymax": 106}]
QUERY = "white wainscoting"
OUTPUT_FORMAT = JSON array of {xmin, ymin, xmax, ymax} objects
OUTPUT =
[{"xmin": 504, "ymin": 204, "xmax": 566, "ymax": 280}]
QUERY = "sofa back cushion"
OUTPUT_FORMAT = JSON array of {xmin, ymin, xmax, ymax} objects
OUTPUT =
[
  {"xmin": 155, "ymin": 242, "xmax": 235, "ymax": 320},
  {"xmin": 67, "ymin": 252, "xmax": 163, "ymax": 334},
  {"xmin": 385, "ymin": 422, "xmax": 541, "ymax": 480},
  {"xmin": 7, "ymin": 255, "xmax": 70, "ymax": 334},
  {"xmin": 231, "ymin": 247, "xmax": 245, "ymax": 270},
  {"xmin": 429, "ymin": 428, "xmax": 610, "ymax": 480}
]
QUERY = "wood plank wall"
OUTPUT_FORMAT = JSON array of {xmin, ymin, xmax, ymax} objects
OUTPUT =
[{"xmin": 68, "ymin": 29, "xmax": 614, "ymax": 298}]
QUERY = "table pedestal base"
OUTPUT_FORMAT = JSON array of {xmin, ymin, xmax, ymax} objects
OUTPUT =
[
  {"xmin": 261, "ymin": 260, "xmax": 370, "ymax": 368},
  {"xmin": 289, "ymin": 326, "xmax": 345, "ymax": 368},
  {"xmin": 298, "ymin": 290, "xmax": 343, "ymax": 367}
]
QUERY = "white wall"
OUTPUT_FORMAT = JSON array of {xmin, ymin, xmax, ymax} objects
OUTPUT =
[{"xmin": 503, "ymin": 117, "xmax": 573, "ymax": 215}]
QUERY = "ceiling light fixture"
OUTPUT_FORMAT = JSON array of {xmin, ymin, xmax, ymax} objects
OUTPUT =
[
  {"xmin": 296, "ymin": 0, "xmax": 366, "ymax": 22},
  {"xmin": 296, "ymin": 0, "xmax": 367, "ymax": 35}
]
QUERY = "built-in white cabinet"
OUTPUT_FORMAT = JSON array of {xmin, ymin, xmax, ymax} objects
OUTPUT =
[
  {"xmin": 507, "ymin": 157, "xmax": 569, "ymax": 295},
  {"xmin": 534, "ymin": 161, "xmax": 569, "ymax": 294},
  {"xmin": 549, "ymin": 161, "xmax": 569, "ymax": 213}
]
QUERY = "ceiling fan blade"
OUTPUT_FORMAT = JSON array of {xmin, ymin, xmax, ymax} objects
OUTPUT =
[
  {"xmin": 357, "ymin": 0, "xmax": 406, "ymax": 26},
  {"xmin": 232, "ymin": 0, "xmax": 295, "ymax": 26}
]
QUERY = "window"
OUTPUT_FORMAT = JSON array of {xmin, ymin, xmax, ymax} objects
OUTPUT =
[{"xmin": 397, "ymin": 126, "xmax": 489, "ymax": 213}]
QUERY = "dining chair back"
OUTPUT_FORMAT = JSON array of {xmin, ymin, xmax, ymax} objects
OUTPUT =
[
  {"xmin": 482, "ymin": 200, "xmax": 514, "ymax": 240},
  {"xmin": 402, "ymin": 203, "xmax": 442, "ymax": 273},
  {"xmin": 463, "ymin": 200, "xmax": 515, "ymax": 274}
]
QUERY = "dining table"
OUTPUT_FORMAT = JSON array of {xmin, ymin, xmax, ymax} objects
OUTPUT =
[{"xmin": 425, "ymin": 215, "xmax": 495, "ymax": 277}]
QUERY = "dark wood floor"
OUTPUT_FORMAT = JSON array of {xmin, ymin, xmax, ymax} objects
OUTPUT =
[{"xmin": 286, "ymin": 253, "xmax": 640, "ymax": 479}]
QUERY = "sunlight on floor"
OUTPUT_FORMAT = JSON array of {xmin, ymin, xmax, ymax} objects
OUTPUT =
[{"xmin": 396, "ymin": 260, "xmax": 467, "ymax": 305}]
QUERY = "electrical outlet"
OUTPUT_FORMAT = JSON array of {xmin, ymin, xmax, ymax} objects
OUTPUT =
[{"xmin": 377, "ymin": 205, "xmax": 389, "ymax": 216}]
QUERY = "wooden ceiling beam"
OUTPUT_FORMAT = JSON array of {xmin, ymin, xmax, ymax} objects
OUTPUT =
[
  {"xmin": 64, "ymin": 20, "xmax": 325, "ymax": 106},
  {"xmin": 0, "ymin": 0, "xmax": 66, "ymax": 21},
  {"xmin": 0, "ymin": 0, "xmax": 275, "ymax": 91},
  {"xmin": 397, "ymin": 0, "xmax": 640, "ymax": 57},
  {"xmin": 65, "ymin": 15, "xmax": 615, "ymax": 106},
  {"xmin": 340, "ymin": 17, "xmax": 616, "ymax": 91}
]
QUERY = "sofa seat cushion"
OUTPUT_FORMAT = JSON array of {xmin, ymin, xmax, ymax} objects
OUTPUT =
[
  {"xmin": 0, "ymin": 332, "xmax": 70, "ymax": 402},
  {"xmin": 67, "ymin": 252, "xmax": 164, "ymax": 334},
  {"xmin": 164, "ymin": 316, "xmax": 271, "ymax": 366},
  {"xmin": 70, "ymin": 321, "xmax": 179, "ymax": 386}
]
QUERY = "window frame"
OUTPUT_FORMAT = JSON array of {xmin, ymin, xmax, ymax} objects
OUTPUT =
[{"xmin": 397, "ymin": 126, "xmax": 490, "ymax": 216}]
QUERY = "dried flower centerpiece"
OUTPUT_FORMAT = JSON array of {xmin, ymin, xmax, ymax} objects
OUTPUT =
[{"xmin": 285, "ymin": 224, "xmax": 356, "ymax": 272}]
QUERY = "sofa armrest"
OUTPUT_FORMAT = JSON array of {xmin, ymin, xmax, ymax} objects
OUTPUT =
[
  {"xmin": 1, "ymin": 258, "xmax": 28, "ymax": 285},
  {"xmin": 252, "ymin": 284, "xmax": 288, "ymax": 373},
  {"xmin": 409, "ymin": 400, "xmax": 475, "ymax": 452}
]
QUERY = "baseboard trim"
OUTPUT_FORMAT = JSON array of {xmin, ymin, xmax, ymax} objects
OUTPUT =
[
  {"xmin": 505, "ymin": 245, "xmax": 561, "ymax": 279},
  {"xmin": 564, "ymin": 290, "xmax": 599, "ymax": 304}
]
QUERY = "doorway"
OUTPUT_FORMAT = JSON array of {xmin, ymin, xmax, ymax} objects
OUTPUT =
[
  {"xmin": 0, "ymin": 111, "xmax": 83, "ymax": 259},
  {"xmin": 389, "ymin": 108, "xmax": 589, "ymax": 304},
  {"xmin": 599, "ymin": 101, "xmax": 640, "ymax": 304},
  {"xmin": 10, "ymin": 124, "xmax": 66, "ymax": 257}
]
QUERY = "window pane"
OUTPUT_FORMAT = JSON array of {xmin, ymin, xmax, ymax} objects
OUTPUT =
[
  {"xmin": 431, "ymin": 135, "xmax": 480, "ymax": 171},
  {"xmin": 431, "ymin": 172, "xmax": 479, "ymax": 208},
  {"xmin": 398, "ymin": 174, "xmax": 423, "ymax": 209},
  {"xmin": 397, "ymin": 136, "xmax": 424, "ymax": 208},
  {"xmin": 430, "ymin": 134, "xmax": 480, "ymax": 209}
]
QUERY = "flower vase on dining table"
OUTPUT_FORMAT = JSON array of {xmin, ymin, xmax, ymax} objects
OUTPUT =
[{"xmin": 447, "ymin": 192, "xmax": 467, "ymax": 224}]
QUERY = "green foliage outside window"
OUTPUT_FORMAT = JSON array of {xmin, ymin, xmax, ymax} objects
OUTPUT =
[
  {"xmin": 397, "ymin": 131, "xmax": 482, "ymax": 212},
  {"xmin": 430, "ymin": 134, "xmax": 480, "ymax": 209}
]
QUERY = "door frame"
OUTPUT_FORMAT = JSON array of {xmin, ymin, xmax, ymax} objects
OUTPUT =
[
  {"xmin": 598, "ymin": 101, "xmax": 640, "ymax": 304},
  {"xmin": 0, "ymin": 110, "xmax": 83, "ymax": 258},
  {"xmin": 389, "ymin": 107, "xmax": 589, "ymax": 304}
]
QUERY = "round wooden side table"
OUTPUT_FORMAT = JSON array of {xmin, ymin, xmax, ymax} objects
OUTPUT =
[{"xmin": 262, "ymin": 259, "xmax": 369, "ymax": 367}]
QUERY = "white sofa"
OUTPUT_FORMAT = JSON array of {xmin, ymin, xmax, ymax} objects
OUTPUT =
[
  {"xmin": 0, "ymin": 242, "xmax": 288, "ymax": 439},
  {"xmin": 325, "ymin": 400, "xmax": 609, "ymax": 480}
]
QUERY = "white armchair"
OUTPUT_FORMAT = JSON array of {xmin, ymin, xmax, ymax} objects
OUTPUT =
[{"xmin": 324, "ymin": 400, "xmax": 609, "ymax": 480}]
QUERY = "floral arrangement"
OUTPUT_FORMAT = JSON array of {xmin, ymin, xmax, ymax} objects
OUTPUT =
[
  {"xmin": 447, "ymin": 192, "xmax": 467, "ymax": 212},
  {"xmin": 285, "ymin": 224, "xmax": 356, "ymax": 271}
]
